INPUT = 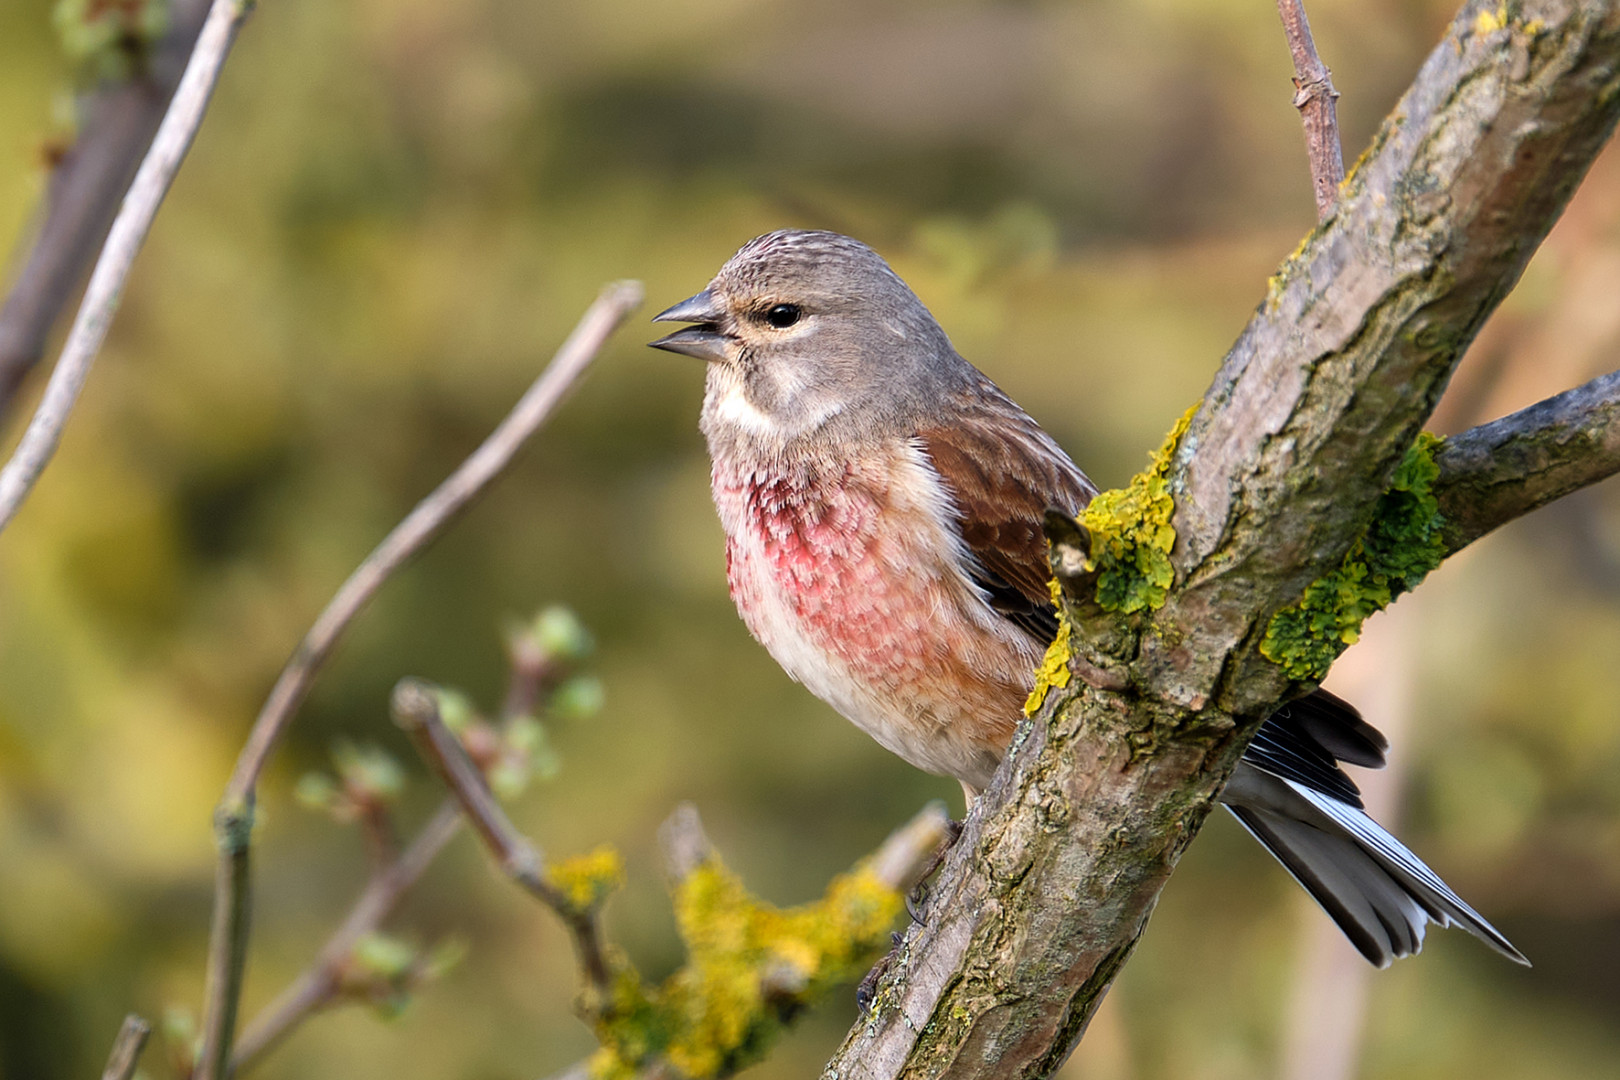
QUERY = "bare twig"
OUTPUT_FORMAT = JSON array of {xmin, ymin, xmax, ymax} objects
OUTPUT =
[
  {"xmin": 1434, "ymin": 369, "xmax": 1620, "ymax": 554},
  {"xmin": 101, "ymin": 1014, "xmax": 152, "ymax": 1080},
  {"xmin": 1275, "ymin": 0, "xmax": 1345, "ymax": 218},
  {"xmin": 230, "ymin": 800, "xmax": 462, "ymax": 1073},
  {"xmin": 195, "ymin": 282, "xmax": 642, "ymax": 1080},
  {"xmin": 222, "ymin": 280, "xmax": 641, "ymax": 804},
  {"xmin": 392, "ymin": 678, "xmax": 615, "ymax": 997},
  {"xmin": 0, "ymin": 0, "xmax": 211, "ymax": 415},
  {"xmin": 0, "ymin": 0, "xmax": 251, "ymax": 537}
]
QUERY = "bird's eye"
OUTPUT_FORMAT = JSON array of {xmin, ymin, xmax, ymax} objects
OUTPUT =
[{"xmin": 764, "ymin": 303, "xmax": 802, "ymax": 328}]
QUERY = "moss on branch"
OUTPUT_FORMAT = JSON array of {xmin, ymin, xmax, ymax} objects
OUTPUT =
[
  {"xmin": 586, "ymin": 854, "xmax": 903, "ymax": 1080},
  {"xmin": 1261, "ymin": 433, "xmax": 1448, "ymax": 680}
]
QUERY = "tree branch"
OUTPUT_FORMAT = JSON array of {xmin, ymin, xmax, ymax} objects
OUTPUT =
[
  {"xmin": 827, "ymin": 3, "xmax": 1620, "ymax": 1077},
  {"xmin": 193, "ymin": 283, "xmax": 642, "ymax": 1080},
  {"xmin": 0, "ymin": 0, "xmax": 251, "ymax": 537},
  {"xmin": 1276, "ymin": 0, "xmax": 1345, "ymax": 218},
  {"xmin": 100, "ymin": 1014, "xmax": 152, "ymax": 1080},
  {"xmin": 229, "ymin": 800, "xmax": 463, "ymax": 1074},
  {"xmin": 0, "ymin": 0, "xmax": 211, "ymax": 416},
  {"xmin": 1434, "ymin": 368, "xmax": 1620, "ymax": 553},
  {"xmin": 391, "ymin": 679, "xmax": 615, "ymax": 999}
]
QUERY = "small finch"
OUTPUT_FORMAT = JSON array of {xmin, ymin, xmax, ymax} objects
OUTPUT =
[{"xmin": 651, "ymin": 229, "xmax": 1526, "ymax": 968}]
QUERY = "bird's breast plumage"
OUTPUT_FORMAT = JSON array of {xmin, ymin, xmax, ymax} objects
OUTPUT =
[{"xmin": 709, "ymin": 441, "xmax": 1041, "ymax": 789}]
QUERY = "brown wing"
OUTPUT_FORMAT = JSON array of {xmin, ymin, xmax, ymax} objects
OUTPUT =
[{"xmin": 918, "ymin": 393, "xmax": 1097, "ymax": 648}]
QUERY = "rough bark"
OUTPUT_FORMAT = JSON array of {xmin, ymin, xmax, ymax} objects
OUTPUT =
[
  {"xmin": 1434, "ymin": 368, "xmax": 1620, "ymax": 552},
  {"xmin": 825, "ymin": 2, "xmax": 1620, "ymax": 1077}
]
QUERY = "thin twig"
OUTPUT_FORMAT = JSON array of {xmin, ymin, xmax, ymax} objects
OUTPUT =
[
  {"xmin": 230, "ymin": 800, "xmax": 463, "ymax": 1074},
  {"xmin": 0, "ymin": 0, "xmax": 251, "ymax": 536},
  {"xmin": 194, "ymin": 283, "xmax": 641, "ymax": 1080},
  {"xmin": 1275, "ymin": 0, "xmax": 1345, "ymax": 219},
  {"xmin": 0, "ymin": 0, "xmax": 211, "ymax": 415},
  {"xmin": 222, "ymin": 280, "xmax": 642, "ymax": 804},
  {"xmin": 101, "ymin": 1014, "xmax": 152, "ymax": 1080},
  {"xmin": 391, "ymin": 678, "xmax": 615, "ymax": 998}
]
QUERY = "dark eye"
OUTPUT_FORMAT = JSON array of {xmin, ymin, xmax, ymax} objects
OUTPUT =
[{"xmin": 764, "ymin": 303, "xmax": 802, "ymax": 328}]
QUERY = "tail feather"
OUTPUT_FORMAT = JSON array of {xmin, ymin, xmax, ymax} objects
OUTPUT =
[{"xmin": 1223, "ymin": 763, "xmax": 1528, "ymax": 967}]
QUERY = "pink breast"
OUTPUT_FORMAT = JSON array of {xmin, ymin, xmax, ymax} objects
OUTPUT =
[{"xmin": 723, "ymin": 468, "xmax": 941, "ymax": 686}]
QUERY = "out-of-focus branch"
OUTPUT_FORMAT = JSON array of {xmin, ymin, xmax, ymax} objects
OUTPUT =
[
  {"xmin": 538, "ymin": 801, "xmax": 951, "ymax": 1080},
  {"xmin": 100, "ymin": 1014, "xmax": 152, "ymax": 1080},
  {"xmin": 229, "ymin": 800, "xmax": 462, "ymax": 1074},
  {"xmin": 0, "ymin": 0, "xmax": 252, "ymax": 538},
  {"xmin": 1275, "ymin": 0, "xmax": 1344, "ymax": 218},
  {"xmin": 0, "ymin": 0, "xmax": 210, "ymax": 415},
  {"xmin": 221, "ymin": 281, "xmax": 641, "ymax": 804},
  {"xmin": 392, "ymin": 679, "xmax": 615, "ymax": 998},
  {"xmin": 194, "ymin": 283, "xmax": 641, "ymax": 1080},
  {"xmin": 1434, "ymin": 369, "xmax": 1620, "ymax": 553}
]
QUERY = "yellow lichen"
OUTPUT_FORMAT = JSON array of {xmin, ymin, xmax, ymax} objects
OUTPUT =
[
  {"xmin": 587, "ymin": 855, "xmax": 903, "ymax": 1079},
  {"xmin": 1474, "ymin": 4, "xmax": 1508, "ymax": 33},
  {"xmin": 1024, "ymin": 578, "xmax": 1073, "ymax": 717},
  {"xmin": 547, "ymin": 846, "xmax": 625, "ymax": 912},
  {"xmin": 1077, "ymin": 404, "xmax": 1197, "ymax": 614}
]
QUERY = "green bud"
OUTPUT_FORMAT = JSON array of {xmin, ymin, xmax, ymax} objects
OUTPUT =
[
  {"xmin": 353, "ymin": 932, "xmax": 417, "ymax": 980},
  {"xmin": 531, "ymin": 606, "xmax": 593, "ymax": 662},
  {"xmin": 294, "ymin": 772, "xmax": 338, "ymax": 811},
  {"xmin": 332, "ymin": 742, "xmax": 406, "ymax": 802},
  {"xmin": 550, "ymin": 675, "xmax": 604, "ymax": 721},
  {"xmin": 431, "ymin": 687, "xmax": 480, "ymax": 734}
]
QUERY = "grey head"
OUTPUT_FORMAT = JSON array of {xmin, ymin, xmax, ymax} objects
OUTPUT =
[{"xmin": 650, "ymin": 230, "xmax": 978, "ymax": 456}]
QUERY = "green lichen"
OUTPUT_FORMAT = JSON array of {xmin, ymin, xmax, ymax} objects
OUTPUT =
[
  {"xmin": 1024, "ymin": 578, "xmax": 1072, "ymax": 717},
  {"xmin": 1261, "ymin": 433, "xmax": 1448, "ymax": 681},
  {"xmin": 1078, "ymin": 405, "xmax": 1197, "ymax": 615},
  {"xmin": 587, "ymin": 857, "xmax": 902, "ymax": 1080},
  {"xmin": 547, "ymin": 846, "xmax": 625, "ymax": 913}
]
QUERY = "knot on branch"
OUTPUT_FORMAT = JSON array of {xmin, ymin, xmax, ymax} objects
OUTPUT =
[{"xmin": 1291, "ymin": 71, "xmax": 1341, "ymax": 109}]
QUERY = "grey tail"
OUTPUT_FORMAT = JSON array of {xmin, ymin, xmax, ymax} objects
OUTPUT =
[{"xmin": 1224, "ymin": 770, "xmax": 1528, "ymax": 968}]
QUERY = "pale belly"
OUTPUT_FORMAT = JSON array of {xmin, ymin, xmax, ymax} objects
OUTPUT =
[{"xmin": 711, "ymin": 450, "xmax": 1041, "ymax": 790}]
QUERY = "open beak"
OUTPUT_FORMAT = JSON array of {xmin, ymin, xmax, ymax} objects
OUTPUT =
[{"xmin": 649, "ymin": 290, "xmax": 730, "ymax": 363}]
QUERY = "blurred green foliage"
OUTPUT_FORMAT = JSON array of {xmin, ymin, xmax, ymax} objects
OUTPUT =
[{"xmin": 3, "ymin": 0, "xmax": 1620, "ymax": 1078}]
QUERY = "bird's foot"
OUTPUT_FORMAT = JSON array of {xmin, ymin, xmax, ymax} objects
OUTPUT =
[
  {"xmin": 904, "ymin": 817, "xmax": 964, "ymax": 923},
  {"xmin": 856, "ymin": 932, "xmax": 904, "ymax": 1015}
]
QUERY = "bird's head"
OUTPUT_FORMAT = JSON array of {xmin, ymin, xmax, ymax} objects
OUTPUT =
[{"xmin": 651, "ymin": 230, "xmax": 968, "ymax": 451}]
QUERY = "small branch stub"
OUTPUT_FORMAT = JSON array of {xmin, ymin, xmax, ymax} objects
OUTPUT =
[{"xmin": 1276, "ymin": 0, "xmax": 1346, "ymax": 218}]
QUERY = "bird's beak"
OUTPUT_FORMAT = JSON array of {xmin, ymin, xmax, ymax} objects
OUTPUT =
[{"xmin": 649, "ymin": 290, "xmax": 730, "ymax": 363}]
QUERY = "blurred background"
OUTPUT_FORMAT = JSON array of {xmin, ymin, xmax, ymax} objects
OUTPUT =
[{"xmin": 2, "ymin": 0, "xmax": 1619, "ymax": 1077}]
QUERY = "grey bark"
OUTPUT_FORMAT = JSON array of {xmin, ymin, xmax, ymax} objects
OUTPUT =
[{"xmin": 825, "ymin": 3, "xmax": 1620, "ymax": 1078}]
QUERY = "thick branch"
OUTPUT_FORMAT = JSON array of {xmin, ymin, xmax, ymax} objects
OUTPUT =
[
  {"xmin": 0, "ymin": 0, "xmax": 210, "ymax": 416},
  {"xmin": 1276, "ymin": 0, "xmax": 1345, "ymax": 218},
  {"xmin": 1434, "ymin": 368, "xmax": 1620, "ymax": 552},
  {"xmin": 827, "ymin": 4, "xmax": 1620, "ymax": 1078},
  {"xmin": 1154, "ymin": 0, "xmax": 1620, "ymax": 716},
  {"xmin": 0, "ymin": 0, "xmax": 251, "ymax": 537}
]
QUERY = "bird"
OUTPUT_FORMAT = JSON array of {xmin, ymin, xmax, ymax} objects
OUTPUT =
[{"xmin": 649, "ymin": 228, "xmax": 1527, "ymax": 969}]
